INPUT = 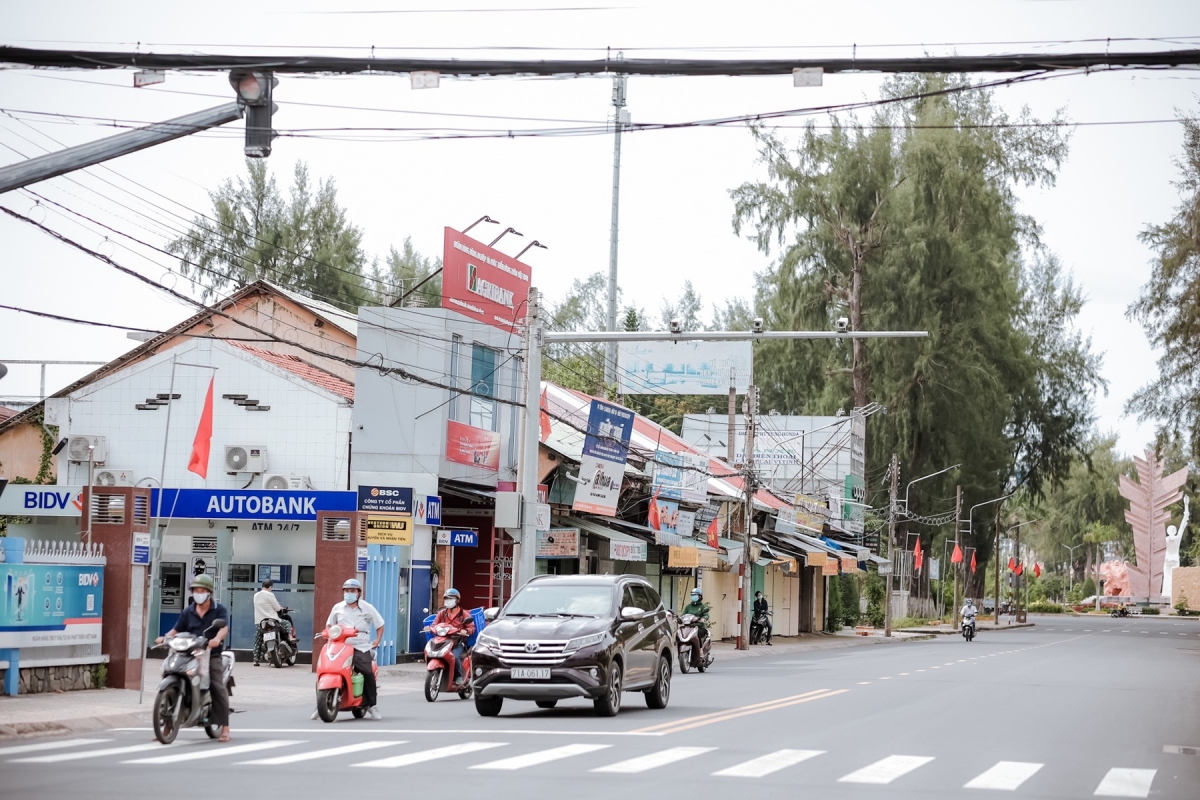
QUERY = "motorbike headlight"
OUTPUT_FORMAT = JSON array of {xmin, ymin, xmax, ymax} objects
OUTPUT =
[
  {"xmin": 476, "ymin": 633, "xmax": 501, "ymax": 650},
  {"xmin": 169, "ymin": 638, "xmax": 191, "ymax": 652},
  {"xmin": 564, "ymin": 633, "xmax": 606, "ymax": 653},
  {"xmin": 328, "ymin": 624, "xmax": 343, "ymax": 641}
]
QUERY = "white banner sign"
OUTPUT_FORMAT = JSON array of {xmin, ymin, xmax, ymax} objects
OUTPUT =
[
  {"xmin": 618, "ymin": 340, "xmax": 752, "ymax": 395},
  {"xmin": 0, "ymin": 485, "xmax": 84, "ymax": 517},
  {"xmin": 610, "ymin": 540, "xmax": 647, "ymax": 562}
]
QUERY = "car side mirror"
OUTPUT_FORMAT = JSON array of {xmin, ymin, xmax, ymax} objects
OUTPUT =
[
  {"xmin": 620, "ymin": 606, "xmax": 645, "ymax": 620},
  {"xmin": 484, "ymin": 607, "xmax": 500, "ymax": 622}
]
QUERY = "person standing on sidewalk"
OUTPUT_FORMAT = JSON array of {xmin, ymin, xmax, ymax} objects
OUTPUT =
[
  {"xmin": 157, "ymin": 574, "xmax": 231, "ymax": 742},
  {"xmin": 252, "ymin": 579, "xmax": 294, "ymax": 666}
]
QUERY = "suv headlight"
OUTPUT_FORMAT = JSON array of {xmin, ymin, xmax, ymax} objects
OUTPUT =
[
  {"xmin": 476, "ymin": 633, "xmax": 501, "ymax": 650},
  {"xmin": 564, "ymin": 633, "xmax": 606, "ymax": 653}
]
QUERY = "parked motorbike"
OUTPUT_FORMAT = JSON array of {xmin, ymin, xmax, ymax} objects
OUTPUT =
[
  {"xmin": 1110, "ymin": 605, "xmax": 1130, "ymax": 618},
  {"xmin": 961, "ymin": 613, "xmax": 976, "ymax": 642},
  {"xmin": 750, "ymin": 610, "xmax": 773, "ymax": 645},
  {"xmin": 260, "ymin": 606, "xmax": 298, "ymax": 668},
  {"xmin": 151, "ymin": 619, "xmax": 235, "ymax": 744},
  {"xmin": 314, "ymin": 623, "xmax": 378, "ymax": 722},
  {"xmin": 423, "ymin": 620, "xmax": 473, "ymax": 701},
  {"xmin": 676, "ymin": 613, "xmax": 713, "ymax": 673}
]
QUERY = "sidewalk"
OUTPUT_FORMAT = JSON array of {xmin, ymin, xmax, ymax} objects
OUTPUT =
[{"xmin": 0, "ymin": 658, "xmax": 420, "ymax": 741}]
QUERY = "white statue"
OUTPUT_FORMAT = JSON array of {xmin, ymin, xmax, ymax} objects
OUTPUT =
[{"xmin": 1163, "ymin": 495, "xmax": 1188, "ymax": 600}]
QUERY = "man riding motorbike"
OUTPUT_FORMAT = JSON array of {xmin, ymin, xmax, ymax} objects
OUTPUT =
[
  {"xmin": 431, "ymin": 588, "xmax": 475, "ymax": 685},
  {"xmin": 960, "ymin": 598, "xmax": 978, "ymax": 635},
  {"xmin": 317, "ymin": 578, "xmax": 385, "ymax": 721},
  {"xmin": 156, "ymin": 574, "xmax": 231, "ymax": 742},
  {"xmin": 753, "ymin": 590, "xmax": 773, "ymax": 645},
  {"xmin": 682, "ymin": 589, "xmax": 711, "ymax": 647},
  {"xmin": 252, "ymin": 578, "xmax": 295, "ymax": 666}
]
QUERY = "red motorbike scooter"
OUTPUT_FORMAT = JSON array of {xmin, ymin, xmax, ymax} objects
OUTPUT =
[
  {"xmin": 423, "ymin": 620, "xmax": 472, "ymax": 702},
  {"xmin": 314, "ymin": 623, "xmax": 378, "ymax": 722}
]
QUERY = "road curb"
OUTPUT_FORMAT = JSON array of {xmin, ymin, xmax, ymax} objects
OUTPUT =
[{"xmin": 0, "ymin": 710, "xmax": 150, "ymax": 742}]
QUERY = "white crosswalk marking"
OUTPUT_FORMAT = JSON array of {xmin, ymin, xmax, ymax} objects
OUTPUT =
[
  {"xmin": 124, "ymin": 740, "xmax": 300, "ymax": 765},
  {"xmin": 593, "ymin": 746, "xmax": 714, "ymax": 774},
  {"xmin": 239, "ymin": 740, "xmax": 407, "ymax": 765},
  {"xmin": 356, "ymin": 742, "xmax": 505, "ymax": 768},
  {"xmin": 964, "ymin": 760, "xmax": 1044, "ymax": 790},
  {"xmin": 12, "ymin": 742, "xmax": 182, "ymax": 763},
  {"xmin": 838, "ymin": 755, "xmax": 934, "ymax": 784},
  {"xmin": 1094, "ymin": 768, "xmax": 1156, "ymax": 797},
  {"xmin": 472, "ymin": 743, "xmax": 611, "ymax": 771},
  {"xmin": 0, "ymin": 739, "xmax": 110, "ymax": 757},
  {"xmin": 713, "ymin": 749, "xmax": 825, "ymax": 777}
]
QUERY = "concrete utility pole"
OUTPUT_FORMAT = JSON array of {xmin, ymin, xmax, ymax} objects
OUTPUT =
[
  {"xmin": 0, "ymin": 103, "xmax": 243, "ymax": 194},
  {"xmin": 515, "ymin": 288, "xmax": 544, "ymax": 590},
  {"xmin": 884, "ymin": 453, "xmax": 898, "ymax": 637},
  {"xmin": 603, "ymin": 60, "xmax": 628, "ymax": 394},
  {"xmin": 738, "ymin": 382, "xmax": 756, "ymax": 651},
  {"xmin": 953, "ymin": 485, "xmax": 963, "ymax": 628},
  {"xmin": 727, "ymin": 367, "xmax": 736, "ymax": 467}
]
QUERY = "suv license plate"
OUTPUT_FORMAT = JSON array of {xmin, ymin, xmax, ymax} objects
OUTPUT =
[
  {"xmin": 511, "ymin": 668, "xmax": 550, "ymax": 680},
  {"xmin": 263, "ymin": 632, "xmax": 276, "ymax": 641}
]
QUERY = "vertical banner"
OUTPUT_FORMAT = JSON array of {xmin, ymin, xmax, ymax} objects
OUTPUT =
[{"xmin": 572, "ymin": 400, "xmax": 634, "ymax": 517}]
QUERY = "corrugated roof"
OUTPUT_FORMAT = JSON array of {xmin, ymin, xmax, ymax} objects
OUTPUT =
[
  {"xmin": 230, "ymin": 342, "xmax": 355, "ymax": 401},
  {"xmin": 0, "ymin": 406, "xmax": 16, "ymax": 423},
  {"xmin": 267, "ymin": 281, "xmax": 359, "ymax": 338}
]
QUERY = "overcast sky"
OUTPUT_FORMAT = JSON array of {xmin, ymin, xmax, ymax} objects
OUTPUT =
[{"xmin": 1, "ymin": 0, "xmax": 1197, "ymax": 460}]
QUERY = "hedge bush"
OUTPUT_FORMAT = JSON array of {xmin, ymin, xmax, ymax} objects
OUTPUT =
[{"xmin": 1027, "ymin": 601, "xmax": 1065, "ymax": 614}]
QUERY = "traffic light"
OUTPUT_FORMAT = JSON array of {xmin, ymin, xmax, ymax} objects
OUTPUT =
[{"xmin": 229, "ymin": 70, "xmax": 278, "ymax": 158}]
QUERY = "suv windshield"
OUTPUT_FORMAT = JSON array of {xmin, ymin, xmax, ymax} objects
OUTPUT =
[{"xmin": 504, "ymin": 584, "xmax": 613, "ymax": 617}]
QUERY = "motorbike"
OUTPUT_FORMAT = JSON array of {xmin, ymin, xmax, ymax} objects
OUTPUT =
[
  {"xmin": 151, "ymin": 619, "xmax": 235, "ymax": 744},
  {"xmin": 1110, "ymin": 605, "xmax": 1130, "ymax": 618},
  {"xmin": 260, "ymin": 606, "xmax": 298, "ymax": 668},
  {"xmin": 961, "ymin": 613, "xmax": 976, "ymax": 642},
  {"xmin": 423, "ymin": 620, "xmax": 473, "ymax": 702},
  {"xmin": 750, "ymin": 609, "xmax": 773, "ymax": 645},
  {"xmin": 314, "ymin": 623, "xmax": 378, "ymax": 723},
  {"xmin": 676, "ymin": 613, "xmax": 713, "ymax": 673}
]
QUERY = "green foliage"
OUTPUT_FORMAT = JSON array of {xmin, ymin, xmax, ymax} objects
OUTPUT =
[
  {"xmin": 1175, "ymin": 592, "xmax": 1196, "ymax": 615},
  {"xmin": 1039, "ymin": 574, "xmax": 1066, "ymax": 602},
  {"xmin": 1067, "ymin": 582, "xmax": 1086, "ymax": 604},
  {"xmin": 826, "ymin": 576, "xmax": 844, "ymax": 631},
  {"xmin": 1027, "ymin": 601, "xmax": 1065, "ymax": 613},
  {"xmin": 839, "ymin": 574, "xmax": 861, "ymax": 627},
  {"xmin": 90, "ymin": 663, "xmax": 108, "ymax": 689},
  {"xmin": 659, "ymin": 280, "xmax": 704, "ymax": 331},
  {"xmin": 371, "ymin": 236, "xmax": 442, "ymax": 308},
  {"xmin": 1080, "ymin": 577, "xmax": 1096, "ymax": 597},
  {"xmin": 167, "ymin": 159, "xmax": 371, "ymax": 312},
  {"xmin": 1141, "ymin": 607, "xmax": 1160, "ymax": 615},
  {"xmin": 864, "ymin": 573, "xmax": 886, "ymax": 628}
]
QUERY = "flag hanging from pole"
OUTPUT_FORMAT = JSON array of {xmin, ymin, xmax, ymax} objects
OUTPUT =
[
  {"xmin": 187, "ymin": 377, "xmax": 215, "ymax": 479},
  {"xmin": 647, "ymin": 487, "xmax": 661, "ymax": 531},
  {"xmin": 539, "ymin": 387, "xmax": 552, "ymax": 442},
  {"xmin": 913, "ymin": 537, "xmax": 923, "ymax": 572},
  {"xmin": 1015, "ymin": 562, "xmax": 1024, "ymax": 577},
  {"xmin": 970, "ymin": 550, "xmax": 977, "ymax": 573},
  {"xmin": 1033, "ymin": 562, "xmax": 1041, "ymax": 578},
  {"xmin": 951, "ymin": 543, "xmax": 964, "ymax": 564},
  {"xmin": 1008, "ymin": 556, "xmax": 1016, "ymax": 572},
  {"xmin": 706, "ymin": 515, "xmax": 719, "ymax": 549}
]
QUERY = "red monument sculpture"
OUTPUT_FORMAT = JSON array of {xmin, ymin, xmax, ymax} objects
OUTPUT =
[{"xmin": 1118, "ymin": 450, "xmax": 1188, "ymax": 601}]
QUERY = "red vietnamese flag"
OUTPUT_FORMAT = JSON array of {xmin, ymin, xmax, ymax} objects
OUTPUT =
[
  {"xmin": 970, "ymin": 550, "xmax": 977, "ymax": 573},
  {"xmin": 706, "ymin": 516, "xmax": 719, "ymax": 549},
  {"xmin": 539, "ymin": 387, "xmax": 552, "ymax": 442},
  {"xmin": 913, "ymin": 537, "xmax": 923, "ymax": 572},
  {"xmin": 1008, "ymin": 556, "xmax": 1016, "ymax": 572},
  {"xmin": 1033, "ymin": 562, "xmax": 1041, "ymax": 578},
  {"xmin": 1015, "ymin": 562, "xmax": 1024, "ymax": 576},
  {"xmin": 647, "ymin": 487, "xmax": 661, "ymax": 531},
  {"xmin": 951, "ymin": 542, "xmax": 964, "ymax": 564},
  {"xmin": 186, "ymin": 377, "xmax": 215, "ymax": 479}
]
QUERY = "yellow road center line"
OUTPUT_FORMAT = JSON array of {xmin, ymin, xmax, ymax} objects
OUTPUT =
[
  {"xmin": 647, "ymin": 690, "xmax": 849, "ymax": 735},
  {"xmin": 633, "ymin": 689, "xmax": 831, "ymax": 733}
]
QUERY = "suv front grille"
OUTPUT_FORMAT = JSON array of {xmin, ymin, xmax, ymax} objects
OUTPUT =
[{"xmin": 497, "ymin": 639, "xmax": 569, "ymax": 667}]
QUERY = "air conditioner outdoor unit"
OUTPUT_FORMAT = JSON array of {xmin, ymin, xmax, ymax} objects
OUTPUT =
[
  {"xmin": 225, "ymin": 445, "xmax": 267, "ymax": 473},
  {"xmin": 263, "ymin": 473, "xmax": 314, "ymax": 491},
  {"xmin": 67, "ymin": 435, "xmax": 107, "ymax": 463},
  {"xmin": 94, "ymin": 467, "xmax": 135, "ymax": 487}
]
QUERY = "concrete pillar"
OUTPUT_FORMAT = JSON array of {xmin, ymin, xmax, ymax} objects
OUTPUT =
[
  {"xmin": 1, "ymin": 537, "xmax": 25, "ymax": 696},
  {"xmin": 313, "ymin": 511, "xmax": 362, "ymax": 672}
]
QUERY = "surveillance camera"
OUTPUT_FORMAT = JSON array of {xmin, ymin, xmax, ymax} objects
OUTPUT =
[
  {"xmin": 751, "ymin": 317, "xmax": 764, "ymax": 333},
  {"xmin": 669, "ymin": 318, "xmax": 683, "ymax": 334},
  {"xmin": 835, "ymin": 317, "xmax": 849, "ymax": 333}
]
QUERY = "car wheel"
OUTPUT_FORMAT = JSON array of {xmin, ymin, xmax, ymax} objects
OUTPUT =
[
  {"xmin": 593, "ymin": 662, "xmax": 623, "ymax": 717},
  {"xmin": 475, "ymin": 695, "xmax": 503, "ymax": 717},
  {"xmin": 644, "ymin": 654, "xmax": 671, "ymax": 709},
  {"xmin": 535, "ymin": 700, "xmax": 558, "ymax": 709}
]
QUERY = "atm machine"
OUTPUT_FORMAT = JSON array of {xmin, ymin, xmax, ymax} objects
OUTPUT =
[{"xmin": 158, "ymin": 562, "xmax": 184, "ymax": 636}]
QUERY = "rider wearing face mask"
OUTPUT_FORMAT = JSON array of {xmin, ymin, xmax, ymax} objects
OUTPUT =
[
  {"xmin": 324, "ymin": 579, "xmax": 386, "ymax": 720},
  {"xmin": 432, "ymin": 589, "xmax": 475, "ymax": 684},
  {"xmin": 157, "ymin": 574, "xmax": 231, "ymax": 741}
]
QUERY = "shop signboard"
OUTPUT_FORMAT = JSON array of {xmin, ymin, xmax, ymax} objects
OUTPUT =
[
  {"xmin": 840, "ymin": 556, "xmax": 859, "ymax": 574},
  {"xmin": 617, "ymin": 340, "xmax": 751, "ymax": 395},
  {"xmin": 806, "ymin": 550, "xmax": 828, "ymax": 567},
  {"xmin": 132, "ymin": 532, "xmax": 151, "ymax": 566},
  {"xmin": 0, "ymin": 484, "xmax": 84, "ymax": 517},
  {"xmin": 572, "ymin": 400, "xmax": 634, "ymax": 517},
  {"xmin": 440, "ymin": 226, "xmax": 533, "ymax": 335},
  {"xmin": 536, "ymin": 528, "xmax": 579, "ymax": 559},
  {"xmin": 0, "ymin": 564, "xmax": 103, "ymax": 648},
  {"xmin": 697, "ymin": 550, "xmax": 720, "ymax": 569},
  {"xmin": 435, "ymin": 529, "xmax": 479, "ymax": 547},
  {"xmin": 609, "ymin": 540, "xmax": 647, "ymax": 562},
  {"xmin": 445, "ymin": 419, "xmax": 501, "ymax": 471},
  {"xmin": 675, "ymin": 509, "xmax": 697, "ymax": 536},
  {"xmin": 667, "ymin": 546, "xmax": 699, "ymax": 569},
  {"xmin": 357, "ymin": 547, "xmax": 369, "ymax": 572},
  {"xmin": 151, "ymin": 489, "xmax": 356, "ymax": 520},
  {"xmin": 365, "ymin": 515, "xmax": 413, "ymax": 545},
  {"xmin": 414, "ymin": 496, "xmax": 442, "ymax": 526},
  {"xmin": 822, "ymin": 559, "xmax": 840, "ymax": 576},
  {"xmin": 357, "ymin": 485, "xmax": 413, "ymax": 514}
]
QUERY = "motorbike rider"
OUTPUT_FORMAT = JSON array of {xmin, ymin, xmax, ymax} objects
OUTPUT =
[
  {"xmin": 960, "ymin": 598, "xmax": 978, "ymax": 629},
  {"xmin": 682, "ymin": 588, "xmax": 711, "ymax": 647},
  {"xmin": 322, "ymin": 578, "xmax": 385, "ymax": 721},
  {"xmin": 252, "ymin": 578, "xmax": 295, "ymax": 666},
  {"xmin": 753, "ymin": 590, "xmax": 773, "ymax": 645},
  {"xmin": 431, "ymin": 588, "xmax": 475, "ymax": 684},
  {"xmin": 156, "ymin": 574, "xmax": 230, "ymax": 742}
]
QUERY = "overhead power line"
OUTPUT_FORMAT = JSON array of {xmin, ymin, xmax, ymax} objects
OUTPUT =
[{"xmin": 3, "ymin": 46, "xmax": 1200, "ymax": 76}]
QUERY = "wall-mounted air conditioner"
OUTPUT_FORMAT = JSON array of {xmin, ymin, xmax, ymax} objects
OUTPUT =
[
  {"xmin": 263, "ymin": 473, "xmax": 314, "ymax": 491},
  {"xmin": 94, "ymin": 467, "xmax": 135, "ymax": 487},
  {"xmin": 67, "ymin": 435, "xmax": 107, "ymax": 463},
  {"xmin": 225, "ymin": 445, "xmax": 267, "ymax": 473}
]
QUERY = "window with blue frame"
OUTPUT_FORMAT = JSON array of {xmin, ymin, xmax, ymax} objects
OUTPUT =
[{"xmin": 470, "ymin": 343, "xmax": 499, "ymax": 431}]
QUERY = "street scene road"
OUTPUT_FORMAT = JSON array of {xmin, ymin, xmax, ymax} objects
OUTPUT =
[{"xmin": 4, "ymin": 616, "xmax": 1197, "ymax": 799}]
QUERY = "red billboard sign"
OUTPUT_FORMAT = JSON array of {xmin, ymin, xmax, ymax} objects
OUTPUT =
[
  {"xmin": 441, "ymin": 227, "xmax": 533, "ymax": 334},
  {"xmin": 445, "ymin": 419, "xmax": 501, "ymax": 471}
]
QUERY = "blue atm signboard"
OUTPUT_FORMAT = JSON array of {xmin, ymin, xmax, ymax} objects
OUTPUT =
[{"xmin": 0, "ymin": 565, "xmax": 104, "ymax": 648}]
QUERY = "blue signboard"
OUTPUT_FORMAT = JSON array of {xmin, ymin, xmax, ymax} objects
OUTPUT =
[
  {"xmin": 438, "ymin": 529, "xmax": 478, "ymax": 547},
  {"xmin": 150, "ymin": 489, "xmax": 356, "ymax": 520},
  {"xmin": 132, "ymin": 532, "xmax": 151, "ymax": 565},
  {"xmin": 424, "ymin": 496, "xmax": 442, "ymax": 526},
  {"xmin": 0, "ymin": 565, "xmax": 103, "ymax": 648},
  {"xmin": 357, "ymin": 485, "xmax": 413, "ymax": 514},
  {"xmin": 582, "ymin": 400, "xmax": 634, "ymax": 464}
]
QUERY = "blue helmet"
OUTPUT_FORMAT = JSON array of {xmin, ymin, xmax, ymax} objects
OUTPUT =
[
  {"xmin": 443, "ymin": 588, "xmax": 461, "ymax": 599},
  {"xmin": 342, "ymin": 578, "xmax": 362, "ymax": 590}
]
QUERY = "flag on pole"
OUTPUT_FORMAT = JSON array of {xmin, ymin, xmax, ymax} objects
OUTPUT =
[
  {"xmin": 1015, "ymin": 562, "xmax": 1024, "ymax": 576},
  {"xmin": 539, "ymin": 387, "xmax": 552, "ymax": 442},
  {"xmin": 186, "ymin": 377, "xmax": 215, "ymax": 479},
  {"xmin": 647, "ymin": 487, "xmax": 661, "ymax": 531},
  {"xmin": 913, "ymin": 537, "xmax": 923, "ymax": 572},
  {"xmin": 1008, "ymin": 556, "xmax": 1016, "ymax": 572},
  {"xmin": 706, "ymin": 516, "xmax": 719, "ymax": 549},
  {"xmin": 1033, "ymin": 562, "xmax": 1041, "ymax": 578},
  {"xmin": 951, "ymin": 542, "xmax": 964, "ymax": 564},
  {"xmin": 970, "ymin": 550, "xmax": 977, "ymax": 573}
]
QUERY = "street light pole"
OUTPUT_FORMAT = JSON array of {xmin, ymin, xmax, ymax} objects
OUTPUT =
[
  {"xmin": 884, "ymin": 453, "xmax": 898, "ymax": 637},
  {"xmin": 1061, "ymin": 542, "xmax": 1083, "ymax": 592}
]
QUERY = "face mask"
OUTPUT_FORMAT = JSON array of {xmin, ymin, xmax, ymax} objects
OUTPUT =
[
  {"xmin": 344, "ymin": 593, "xmax": 358, "ymax": 605},
  {"xmin": 445, "ymin": 598, "xmax": 458, "ymax": 608},
  {"xmin": 691, "ymin": 596, "xmax": 700, "ymax": 603},
  {"xmin": 192, "ymin": 591, "xmax": 210, "ymax": 605}
]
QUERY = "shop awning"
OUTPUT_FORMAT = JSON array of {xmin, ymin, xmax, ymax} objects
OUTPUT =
[
  {"xmin": 440, "ymin": 483, "xmax": 495, "ymax": 503},
  {"xmin": 867, "ymin": 553, "xmax": 889, "ymax": 565},
  {"xmin": 568, "ymin": 516, "xmax": 649, "ymax": 547}
]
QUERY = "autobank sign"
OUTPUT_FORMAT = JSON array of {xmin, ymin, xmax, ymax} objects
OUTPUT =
[{"xmin": 151, "ymin": 489, "xmax": 356, "ymax": 521}]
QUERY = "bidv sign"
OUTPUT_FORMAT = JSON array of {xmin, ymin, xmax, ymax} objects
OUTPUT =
[
  {"xmin": 78, "ymin": 571, "xmax": 101, "ymax": 587},
  {"xmin": 435, "ymin": 529, "xmax": 478, "ymax": 548},
  {"xmin": 0, "ymin": 485, "xmax": 84, "ymax": 517}
]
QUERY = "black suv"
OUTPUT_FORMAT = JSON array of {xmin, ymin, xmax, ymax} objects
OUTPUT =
[{"xmin": 471, "ymin": 574, "xmax": 674, "ymax": 717}]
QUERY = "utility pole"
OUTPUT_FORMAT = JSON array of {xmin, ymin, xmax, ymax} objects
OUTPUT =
[
  {"xmin": 516, "ymin": 288, "xmax": 544, "ymax": 590},
  {"xmin": 953, "ymin": 485, "xmax": 963, "ymax": 628},
  {"xmin": 738, "ymin": 382, "xmax": 756, "ymax": 651},
  {"xmin": 603, "ymin": 58, "xmax": 628, "ymax": 394},
  {"xmin": 727, "ymin": 367, "xmax": 736, "ymax": 467},
  {"xmin": 884, "ymin": 453, "xmax": 898, "ymax": 637},
  {"xmin": 994, "ymin": 514, "xmax": 1002, "ymax": 627}
]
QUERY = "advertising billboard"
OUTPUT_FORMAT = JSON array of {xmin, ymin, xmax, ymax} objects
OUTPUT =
[
  {"xmin": 618, "ymin": 340, "xmax": 751, "ymax": 395},
  {"xmin": 572, "ymin": 400, "xmax": 635, "ymax": 517},
  {"xmin": 0, "ymin": 564, "xmax": 103, "ymax": 648},
  {"xmin": 537, "ymin": 528, "xmax": 580, "ymax": 558},
  {"xmin": 357, "ymin": 485, "xmax": 414, "ymax": 514},
  {"xmin": 445, "ymin": 419, "xmax": 501, "ymax": 471},
  {"xmin": 653, "ymin": 450, "xmax": 709, "ymax": 504},
  {"xmin": 441, "ymin": 227, "xmax": 533, "ymax": 335}
]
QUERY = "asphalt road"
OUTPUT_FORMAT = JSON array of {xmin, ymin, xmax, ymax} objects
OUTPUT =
[{"xmin": 3, "ymin": 615, "xmax": 1197, "ymax": 799}]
